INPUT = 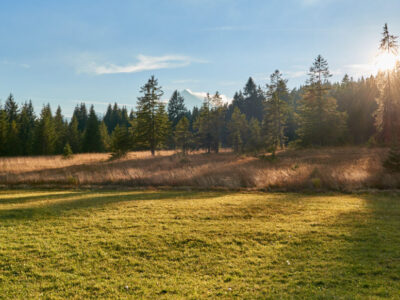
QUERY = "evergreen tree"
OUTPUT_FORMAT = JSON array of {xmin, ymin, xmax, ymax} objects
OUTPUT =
[
  {"xmin": 68, "ymin": 115, "xmax": 81, "ymax": 153},
  {"xmin": 5, "ymin": 94, "xmax": 19, "ymax": 123},
  {"xmin": 6, "ymin": 120, "xmax": 21, "ymax": 155},
  {"xmin": 168, "ymin": 90, "xmax": 188, "ymax": 129},
  {"xmin": 0, "ymin": 109, "xmax": 8, "ymax": 156},
  {"xmin": 228, "ymin": 107, "xmax": 248, "ymax": 153},
  {"xmin": 34, "ymin": 104, "xmax": 56, "ymax": 155},
  {"xmin": 297, "ymin": 55, "xmax": 347, "ymax": 146},
  {"xmin": 54, "ymin": 106, "xmax": 67, "ymax": 154},
  {"xmin": 194, "ymin": 94, "xmax": 213, "ymax": 153},
  {"xmin": 110, "ymin": 124, "xmax": 131, "ymax": 158},
  {"xmin": 18, "ymin": 101, "xmax": 36, "ymax": 155},
  {"xmin": 72, "ymin": 103, "xmax": 88, "ymax": 132},
  {"xmin": 174, "ymin": 116, "xmax": 191, "ymax": 155},
  {"xmin": 135, "ymin": 76, "xmax": 170, "ymax": 155},
  {"xmin": 247, "ymin": 118, "xmax": 262, "ymax": 153},
  {"xmin": 263, "ymin": 70, "xmax": 289, "ymax": 155},
  {"xmin": 243, "ymin": 78, "xmax": 265, "ymax": 122},
  {"xmin": 100, "ymin": 121, "xmax": 111, "ymax": 152},
  {"xmin": 374, "ymin": 23, "xmax": 399, "ymax": 145},
  {"xmin": 210, "ymin": 92, "xmax": 226, "ymax": 153},
  {"xmin": 82, "ymin": 105, "xmax": 102, "ymax": 152},
  {"xmin": 62, "ymin": 142, "xmax": 73, "ymax": 159}
]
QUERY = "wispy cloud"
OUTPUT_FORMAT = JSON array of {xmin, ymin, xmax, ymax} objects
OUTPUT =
[
  {"xmin": 80, "ymin": 54, "xmax": 205, "ymax": 75},
  {"xmin": 1, "ymin": 60, "xmax": 30, "ymax": 69}
]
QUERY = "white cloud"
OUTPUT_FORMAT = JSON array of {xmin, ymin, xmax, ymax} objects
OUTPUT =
[
  {"xmin": 1, "ymin": 60, "xmax": 30, "ymax": 69},
  {"xmin": 81, "ymin": 54, "xmax": 204, "ymax": 75}
]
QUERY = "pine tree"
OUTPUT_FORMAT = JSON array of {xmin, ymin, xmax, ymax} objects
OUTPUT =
[
  {"xmin": 99, "ymin": 121, "xmax": 111, "ymax": 152},
  {"xmin": 54, "ymin": 106, "xmax": 67, "ymax": 154},
  {"xmin": 194, "ymin": 94, "xmax": 213, "ymax": 153},
  {"xmin": 6, "ymin": 120, "xmax": 21, "ymax": 156},
  {"xmin": 297, "ymin": 55, "xmax": 347, "ymax": 146},
  {"xmin": 110, "ymin": 124, "xmax": 131, "ymax": 159},
  {"xmin": 247, "ymin": 118, "xmax": 262, "ymax": 153},
  {"xmin": 263, "ymin": 70, "xmax": 289, "ymax": 155},
  {"xmin": 210, "ymin": 92, "xmax": 226, "ymax": 153},
  {"xmin": 82, "ymin": 105, "xmax": 102, "ymax": 152},
  {"xmin": 68, "ymin": 115, "xmax": 81, "ymax": 153},
  {"xmin": 5, "ymin": 94, "xmax": 19, "ymax": 123},
  {"xmin": 168, "ymin": 90, "xmax": 188, "ymax": 129},
  {"xmin": 0, "ymin": 109, "xmax": 8, "ymax": 156},
  {"xmin": 375, "ymin": 23, "xmax": 399, "ymax": 145},
  {"xmin": 243, "ymin": 78, "xmax": 265, "ymax": 122},
  {"xmin": 18, "ymin": 101, "xmax": 36, "ymax": 155},
  {"xmin": 228, "ymin": 107, "xmax": 248, "ymax": 153},
  {"xmin": 135, "ymin": 76, "xmax": 170, "ymax": 155},
  {"xmin": 174, "ymin": 116, "xmax": 191, "ymax": 155},
  {"xmin": 34, "ymin": 104, "xmax": 56, "ymax": 155},
  {"xmin": 72, "ymin": 103, "xmax": 88, "ymax": 132}
]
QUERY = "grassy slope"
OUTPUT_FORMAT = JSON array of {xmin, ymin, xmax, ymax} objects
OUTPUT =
[{"xmin": 0, "ymin": 190, "xmax": 399, "ymax": 299}]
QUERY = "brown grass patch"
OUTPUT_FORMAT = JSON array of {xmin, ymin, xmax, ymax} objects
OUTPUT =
[{"xmin": 0, "ymin": 147, "xmax": 397, "ymax": 191}]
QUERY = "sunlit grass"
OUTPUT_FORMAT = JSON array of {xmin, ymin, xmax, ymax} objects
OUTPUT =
[
  {"xmin": 0, "ymin": 147, "xmax": 398, "ymax": 190},
  {"xmin": 0, "ymin": 190, "xmax": 399, "ymax": 298}
]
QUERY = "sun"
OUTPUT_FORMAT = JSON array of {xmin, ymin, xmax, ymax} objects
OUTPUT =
[{"xmin": 372, "ymin": 52, "xmax": 399, "ymax": 73}]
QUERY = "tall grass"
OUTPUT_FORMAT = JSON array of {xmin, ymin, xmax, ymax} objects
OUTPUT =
[{"xmin": 0, "ymin": 147, "xmax": 397, "ymax": 190}]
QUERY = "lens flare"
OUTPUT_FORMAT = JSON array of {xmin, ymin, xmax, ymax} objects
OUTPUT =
[{"xmin": 373, "ymin": 52, "xmax": 399, "ymax": 73}]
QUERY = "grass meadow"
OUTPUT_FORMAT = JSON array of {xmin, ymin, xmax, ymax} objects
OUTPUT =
[
  {"xmin": 0, "ymin": 147, "xmax": 398, "ymax": 191},
  {"xmin": 0, "ymin": 189, "xmax": 399, "ymax": 298}
]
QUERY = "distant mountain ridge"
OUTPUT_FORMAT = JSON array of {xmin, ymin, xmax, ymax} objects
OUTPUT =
[{"xmin": 179, "ymin": 89, "xmax": 232, "ymax": 111}]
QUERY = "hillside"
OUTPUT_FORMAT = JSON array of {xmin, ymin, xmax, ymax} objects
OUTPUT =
[{"xmin": 0, "ymin": 147, "xmax": 397, "ymax": 191}]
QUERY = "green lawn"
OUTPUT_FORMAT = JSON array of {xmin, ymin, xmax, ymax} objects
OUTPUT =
[{"xmin": 0, "ymin": 190, "xmax": 399, "ymax": 299}]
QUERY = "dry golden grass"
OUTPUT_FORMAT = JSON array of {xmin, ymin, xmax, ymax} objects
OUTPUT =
[{"xmin": 0, "ymin": 147, "xmax": 397, "ymax": 190}]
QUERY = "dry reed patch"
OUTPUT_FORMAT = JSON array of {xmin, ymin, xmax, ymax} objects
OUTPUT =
[{"xmin": 0, "ymin": 147, "xmax": 397, "ymax": 190}]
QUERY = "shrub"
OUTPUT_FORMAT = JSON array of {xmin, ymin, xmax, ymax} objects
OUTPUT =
[{"xmin": 62, "ymin": 143, "xmax": 73, "ymax": 159}]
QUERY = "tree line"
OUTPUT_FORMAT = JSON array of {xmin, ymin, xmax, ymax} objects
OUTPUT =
[{"xmin": 0, "ymin": 25, "xmax": 399, "ymax": 158}]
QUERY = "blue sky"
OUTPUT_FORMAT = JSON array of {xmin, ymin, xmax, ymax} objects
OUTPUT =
[{"xmin": 1, "ymin": 0, "xmax": 399, "ymax": 116}]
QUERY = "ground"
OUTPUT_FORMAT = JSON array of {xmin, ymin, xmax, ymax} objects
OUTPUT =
[{"xmin": 0, "ymin": 190, "xmax": 399, "ymax": 299}]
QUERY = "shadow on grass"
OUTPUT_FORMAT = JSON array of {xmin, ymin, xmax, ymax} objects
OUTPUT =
[
  {"xmin": 277, "ymin": 192, "xmax": 400, "ymax": 297},
  {"xmin": 0, "ymin": 190, "xmax": 225, "ymax": 221},
  {"xmin": 0, "ymin": 191, "xmax": 91, "ymax": 205}
]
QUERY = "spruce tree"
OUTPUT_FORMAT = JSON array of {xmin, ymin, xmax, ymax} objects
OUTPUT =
[
  {"xmin": 0, "ymin": 109, "xmax": 8, "ymax": 156},
  {"xmin": 110, "ymin": 124, "xmax": 131, "ymax": 159},
  {"xmin": 297, "ymin": 55, "xmax": 347, "ymax": 146},
  {"xmin": 374, "ymin": 23, "xmax": 399, "ymax": 145},
  {"xmin": 82, "ymin": 105, "xmax": 102, "ymax": 152},
  {"xmin": 174, "ymin": 116, "xmax": 191, "ymax": 155},
  {"xmin": 99, "ymin": 121, "xmax": 111, "ymax": 152},
  {"xmin": 247, "ymin": 118, "xmax": 262, "ymax": 153},
  {"xmin": 135, "ymin": 76, "xmax": 169, "ymax": 155},
  {"xmin": 19, "ymin": 101, "xmax": 36, "ymax": 155},
  {"xmin": 5, "ymin": 94, "xmax": 18, "ymax": 123},
  {"xmin": 228, "ymin": 107, "xmax": 248, "ymax": 153},
  {"xmin": 34, "ymin": 104, "xmax": 56, "ymax": 155},
  {"xmin": 194, "ymin": 94, "xmax": 213, "ymax": 153},
  {"xmin": 54, "ymin": 106, "xmax": 67, "ymax": 154},
  {"xmin": 68, "ymin": 115, "xmax": 81, "ymax": 153},
  {"xmin": 263, "ymin": 70, "xmax": 289, "ymax": 155},
  {"xmin": 168, "ymin": 90, "xmax": 188, "ymax": 129}
]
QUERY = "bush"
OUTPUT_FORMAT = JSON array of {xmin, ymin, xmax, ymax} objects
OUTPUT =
[{"xmin": 62, "ymin": 143, "xmax": 73, "ymax": 159}]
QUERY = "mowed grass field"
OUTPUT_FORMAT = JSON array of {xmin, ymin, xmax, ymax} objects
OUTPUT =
[{"xmin": 0, "ymin": 190, "xmax": 399, "ymax": 299}]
